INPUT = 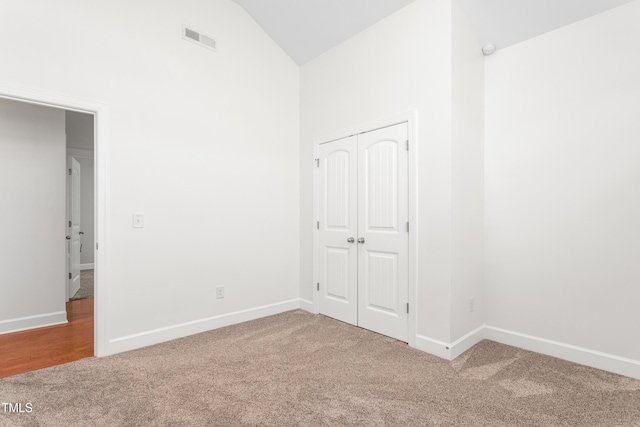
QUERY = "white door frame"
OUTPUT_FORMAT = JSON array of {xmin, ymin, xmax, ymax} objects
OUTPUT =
[
  {"xmin": 0, "ymin": 82, "xmax": 109, "ymax": 357},
  {"xmin": 312, "ymin": 110, "xmax": 418, "ymax": 348}
]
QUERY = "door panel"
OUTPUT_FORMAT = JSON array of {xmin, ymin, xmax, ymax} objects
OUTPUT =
[
  {"xmin": 318, "ymin": 136, "xmax": 358, "ymax": 325},
  {"xmin": 357, "ymin": 123, "xmax": 408, "ymax": 342},
  {"xmin": 325, "ymin": 247, "xmax": 351, "ymax": 302},
  {"xmin": 366, "ymin": 141, "xmax": 399, "ymax": 231},
  {"xmin": 364, "ymin": 250, "xmax": 399, "ymax": 313}
]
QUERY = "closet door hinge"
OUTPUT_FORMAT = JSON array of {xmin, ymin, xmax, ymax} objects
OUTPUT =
[
  {"xmin": 316, "ymin": 221, "xmax": 320, "ymax": 229},
  {"xmin": 406, "ymin": 140, "xmax": 409, "ymax": 151},
  {"xmin": 406, "ymin": 222, "xmax": 409, "ymax": 232},
  {"xmin": 315, "ymin": 158, "xmax": 319, "ymax": 167},
  {"xmin": 69, "ymin": 273, "xmax": 72, "ymax": 279},
  {"xmin": 406, "ymin": 303, "xmax": 409, "ymax": 313},
  {"xmin": 317, "ymin": 282, "xmax": 320, "ymax": 291}
]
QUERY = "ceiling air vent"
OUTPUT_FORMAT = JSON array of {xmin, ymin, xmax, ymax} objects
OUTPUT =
[{"xmin": 182, "ymin": 26, "xmax": 216, "ymax": 51}]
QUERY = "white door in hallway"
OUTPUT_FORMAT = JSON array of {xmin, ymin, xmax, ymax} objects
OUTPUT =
[
  {"xmin": 318, "ymin": 123, "xmax": 409, "ymax": 342},
  {"xmin": 67, "ymin": 157, "xmax": 81, "ymax": 300}
]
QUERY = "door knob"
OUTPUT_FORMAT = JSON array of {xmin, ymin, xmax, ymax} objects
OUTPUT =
[
  {"xmin": 66, "ymin": 236, "xmax": 71, "ymax": 240},
  {"xmin": 358, "ymin": 237, "xmax": 365, "ymax": 244},
  {"xmin": 347, "ymin": 237, "xmax": 355, "ymax": 243},
  {"xmin": 79, "ymin": 231, "xmax": 85, "ymax": 235}
]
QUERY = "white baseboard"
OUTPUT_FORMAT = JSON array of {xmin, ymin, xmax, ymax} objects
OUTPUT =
[
  {"xmin": 106, "ymin": 303, "xmax": 640, "ymax": 380},
  {"xmin": 107, "ymin": 299, "xmax": 301, "ymax": 355},
  {"xmin": 298, "ymin": 298, "xmax": 314, "ymax": 313},
  {"xmin": 0, "ymin": 311, "xmax": 67, "ymax": 335},
  {"xmin": 412, "ymin": 325, "xmax": 639, "ymax": 380},
  {"xmin": 484, "ymin": 326, "xmax": 640, "ymax": 381},
  {"xmin": 80, "ymin": 263, "xmax": 94, "ymax": 270},
  {"xmin": 449, "ymin": 326, "xmax": 486, "ymax": 359},
  {"xmin": 414, "ymin": 334, "xmax": 453, "ymax": 360},
  {"xmin": 414, "ymin": 326, "xmax": 485, "ymax": 361}
]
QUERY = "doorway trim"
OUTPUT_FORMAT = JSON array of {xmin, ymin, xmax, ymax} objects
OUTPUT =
[
  {"xmin": 312, "ymin": 110, "xmax": 418, "ymax": 347},
  {"xmin": 0, "ymin": 82, "xmax": 109, "ymax": 357}
]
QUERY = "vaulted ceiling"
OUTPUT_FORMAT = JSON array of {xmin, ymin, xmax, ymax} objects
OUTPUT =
[{"xmin": 231, "ymin": 0, "xmax": 637, "ymax": 64}]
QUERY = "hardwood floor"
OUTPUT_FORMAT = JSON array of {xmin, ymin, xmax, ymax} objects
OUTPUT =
[{"xmin": 0, "ymin": 298, "xmax": 94, "ymax": 379}]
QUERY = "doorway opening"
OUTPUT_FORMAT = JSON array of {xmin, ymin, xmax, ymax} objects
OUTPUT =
[{"xmin": 0, "ymin": 84, "xmax": 107, "ymax": 368}]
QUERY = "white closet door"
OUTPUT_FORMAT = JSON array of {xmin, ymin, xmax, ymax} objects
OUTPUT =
[
  {"xmin": 318, "ymin": 136, "xmax": 358, "ymax": 325},
  {"xmin": 357, "ymin": 123, "xmax": 409, "ymax": 342}
]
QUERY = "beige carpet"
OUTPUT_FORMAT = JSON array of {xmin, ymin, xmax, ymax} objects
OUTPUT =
[
  {"xmin": 70, "ymin": 269, "xmax": 94, "ymax": 300},
  {"xmin": 1, "ymin": 310, "xmax": 639, "ymax": 426}
]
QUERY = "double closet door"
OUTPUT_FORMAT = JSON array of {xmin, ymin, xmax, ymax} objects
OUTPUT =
[{"xmin": 318, "ymin": 123, "xmax": 409, "ymax": 342}]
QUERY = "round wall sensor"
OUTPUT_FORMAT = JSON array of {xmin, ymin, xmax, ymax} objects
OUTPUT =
[{"xmin": 482, "ymin": 44, "xmax": 496, "ymax": 56}]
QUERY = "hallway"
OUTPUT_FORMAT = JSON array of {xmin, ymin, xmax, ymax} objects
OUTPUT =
[{"xmin": 0, "ymin": 298, "xmax": 94, "ymax": 378}]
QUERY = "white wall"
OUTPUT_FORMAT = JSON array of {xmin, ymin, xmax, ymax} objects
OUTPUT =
[
  {"xmin": 0, "ymin": 98, "xmax": 67, "ymax": 333},
  {"xmin": 485, "ymin": 0, "xmax": 640, "ymax": 361},
  {"xmin": 66, "ymin": 111, "xmax": 94, "ymax": 151},
  {"xmin": 301, "ymin": 0, "xmax": 485, "ymax": 346},
  {"xmin": 451, "ymin": 0, "xmax": 485, "ymax": 340},
  {"xmin": 66, "ymin": 111, "xmax": 95, "ymax": 266},
  {"xmin": 0, "ymin": 0, "xmax": 299, "ymax": 352}
]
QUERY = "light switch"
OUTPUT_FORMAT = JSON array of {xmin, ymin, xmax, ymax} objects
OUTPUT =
[{"xmin": 133, "ymin": 213, "xmax": 144, "ymax": 228}]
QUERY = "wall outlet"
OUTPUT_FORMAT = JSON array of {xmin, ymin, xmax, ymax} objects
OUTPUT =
[
  {"xmin": 216, "ymin": 286, "xmax": 224, "ymax": 299},
  {"xmin": 132, "ymin": 213, "xmax": 144, "ymax": 228},
  {"xmin": 469, "ymin": 297, "xmax": 475, "ymax": 313}
]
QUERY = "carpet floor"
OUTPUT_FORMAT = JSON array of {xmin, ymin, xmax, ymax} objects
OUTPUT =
[
  {"xmin": 70, "ymin": 269, "xmax": 94, "ymax": 301},
  {"xmin": 1, "ymin": 310, "xmax": 639, "ymax": 426}
]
